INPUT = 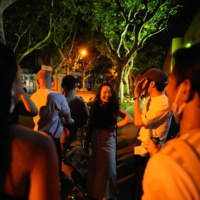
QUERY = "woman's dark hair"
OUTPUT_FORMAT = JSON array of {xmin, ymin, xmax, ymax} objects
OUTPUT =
[
  {"xmin": 0, "ymin": 43, "xmax": 18, "ymax": 189},
  {"xmin": 172, "ymin": 41, "xmax": 200, "ymax": 95},
  {"xmin": 61, "ymin": 75, "xmax": 76, "ymax": 91},
  {"xmin": 94, "ymin": 82, "xmax": 119, "ymax": 111}
]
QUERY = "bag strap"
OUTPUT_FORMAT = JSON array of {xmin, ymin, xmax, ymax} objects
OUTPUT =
[{"xmin": 163, "ymin": 132, "xmax": 200, "ymax": 192}]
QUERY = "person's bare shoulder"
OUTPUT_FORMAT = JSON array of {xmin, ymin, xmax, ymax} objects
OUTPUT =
[{"xmin": 9, "ymin": 125, "xmax": 56, "ymax": 165}]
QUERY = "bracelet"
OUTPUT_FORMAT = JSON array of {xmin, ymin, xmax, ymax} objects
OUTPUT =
[{"xmin": 133, "ymin": 97, "xmax": 139, "ymax": 100}]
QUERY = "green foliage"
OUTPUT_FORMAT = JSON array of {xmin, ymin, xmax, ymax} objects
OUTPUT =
[
  {"xmin": 3, "ymin": 0, "xmax": 78, "ymax": 61},
  {"xmin": 81, "ymin": 0, "xmax": 182, "ymax": 61},
  {"xmin": 2, "ymin": 0, "xmax": 184, "ymax": 92},
  {"xmin": 91, "ymin": 83, "xmax": 101, "ymax": 93},
  {"xmin": 79, "ymin": 0, "xmax": 182, "ymax": 96}
]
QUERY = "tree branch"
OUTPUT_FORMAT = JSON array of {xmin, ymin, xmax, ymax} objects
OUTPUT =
[
  {"xmin": 122, "ymin": 23, "xmax": 141, "ymax": 65},
  {"xmin": 0, "ymin": 0, "xmax": 17, "ymax": 13},
  {"xmin": 114, "ymin": 0, "xmax": 129, "ymax": 23},
  {"xmin": 142, "ymin": 0, "xmax": 163, "ymax": 25},
  {"xmin": 14, "ymin": 28, "xmax": 27, "ymax": 52},
  {"xmin": 99, "ymin": 32, "xmax": 122, "ymax": 65},
  {"xmin": 138, "ymin": 1, "xmax": 172, "ymax": 49},
  {"xmin": 0, "ymin": 0, "xmax": 17, "ymax": 44}
]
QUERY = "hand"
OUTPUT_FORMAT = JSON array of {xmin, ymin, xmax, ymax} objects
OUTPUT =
[
  {"xmin": 134, "ymin": 78, "xmax": 148, "ymax": 97},
  {"xmin": 142, "ymin": 139, "xmax": 161, "ymax": 156}
]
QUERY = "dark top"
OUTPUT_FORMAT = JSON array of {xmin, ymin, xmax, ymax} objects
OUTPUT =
[
  {"xmin": 0, "ymin": 192, "xmax": 28, "ymax": 200},
  {"xmin": 92, "ymin": 102, "xmax": 118, "ymax": 130},
  {"xmin": 63, "ymin": 96, "xmax": 89, "ymax": 144},
  {"xmin": 9, "ymin": 101, "xmax": 23, "ymax": 124}
]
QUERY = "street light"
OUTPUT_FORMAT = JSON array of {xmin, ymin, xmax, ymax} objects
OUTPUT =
[
  {"xmin": 79, "ymin": 49, "xmax": 87, "ymax": 89},
  {"xmin": 80, "ymin": 49, "xmax": 87, "ymax": 58}
]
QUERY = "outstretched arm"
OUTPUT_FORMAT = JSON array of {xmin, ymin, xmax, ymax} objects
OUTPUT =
[
  {"xmin": 116, "ymin": 107, "xmax": 133, "ymax": 127},
  {"xmin": 18, "ymin": 89, "xmax": 38, "ymax": 116}
]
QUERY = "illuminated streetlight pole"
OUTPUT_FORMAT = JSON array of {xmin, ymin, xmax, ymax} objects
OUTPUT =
[{"xmin": 80, "ymin": 49, "xmax": 87, "ymax": 89}]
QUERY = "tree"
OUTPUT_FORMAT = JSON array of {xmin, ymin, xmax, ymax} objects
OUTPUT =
[
  {"xmin": 0, "ymin": 0, "xmax": 17, "ymax": 44},
  {"xmin": 3, "ymin": 0, "xmax": 79, "ymax": 63},
  {"xmin": 44, "ymin": 26, "xmax": 79, "ymax": 77},
  {"xmin": 80, "ymin": 0, "xmax": 182, "ymax": 100},
  {"xmin": 91, "ymin": 56, "xmax": 114, "ymax": 84},
  {"xmin": 71, "ymin": 45, "xmax": 102, "ymax": 88}
]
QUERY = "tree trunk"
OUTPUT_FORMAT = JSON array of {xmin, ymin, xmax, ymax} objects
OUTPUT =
[
  {"xmin": 124, "ymin": 66, "xmax": 131, "ymax": 94},
  {"xmin": 129, "ymin": 69, "xmax": 134, "ymax": 88},
  {"xmin": 0, "ymin": 0, "xmax": 17, "ymax": 44},
  {"xmin": 115, "ymin": 63, "xmax": 123, "ymax": 102},
  {"xmin": 120, "ymin": 81, "xmax": 124, "ymax": 103},
  {"xmin": 82, "ymin": 71, "xmax": 85, "ymax": 88}
]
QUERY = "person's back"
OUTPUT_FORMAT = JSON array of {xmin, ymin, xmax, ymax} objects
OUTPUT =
[
  {"xmin": 0, "ymin": 43, "xmax": 60, "ymax": 200},
  {"xmin": 61, "ymin": 75, "xmax": 89, "ymax": 146},
  {"xmin": 31, "ymin": 87, "xmax": 53, "ymax": 130},
  {"xmin": 2, "ymin": 125, "xmax": 60, "ymax": 200},
  {"xmin": 142, "ymin": 42, "xmax": 200, "ymax": 200},
  {"xmin": 30, "ymin": 70, "xmax": 71, "ymax": 136},
  {"xmin": 30, "ymin": 70, "xmax": 72, "ymax": 178},
  {"xmin": 65, "ymin": 96, "xmax": 89, "ymax": 143},
  {"xmin": 142, "ymin": 130, "xmax": 200, "ymax": 200},
  {"xmin": 37, "ymin": 92, "xmax": 71, "ymax": 138}
]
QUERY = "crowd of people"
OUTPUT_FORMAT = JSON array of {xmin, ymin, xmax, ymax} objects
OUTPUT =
[{"xmin": 0, "ymin": 41, "xmax": 200, "ymax": 200}]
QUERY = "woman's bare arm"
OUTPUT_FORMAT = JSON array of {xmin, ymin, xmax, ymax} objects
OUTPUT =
[
  {"xmin": 18, "ymin": 90, "xmax": 38, "ymax": 116},
  {"xmin": 116, "ymin": 107, "xmax": 133, "ymax": 127}
]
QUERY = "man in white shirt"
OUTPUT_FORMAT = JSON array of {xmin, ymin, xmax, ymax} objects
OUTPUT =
[
  {"xmin": 142, "ymin": 42, "xmax": 200, "ymax": 200},
  {"xmin": 132, "ymin": 68, "xmax": 172, "ymax": 200},
  {"xmin": 31, "ymin": 69, "xmax": 73, "ymax": 175}
]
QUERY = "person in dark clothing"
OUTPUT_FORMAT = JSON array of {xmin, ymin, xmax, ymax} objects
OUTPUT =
[
  {"xmin": 61, "ymin": 75, "xmax": 89, "ymax": 149},
  {"xmin": 0, "ymin": 43, "xmax": 60, "ymax": 200},
  {"xmin": 85, "ymin": 82, "xmax": 133, "ymax": 200}
]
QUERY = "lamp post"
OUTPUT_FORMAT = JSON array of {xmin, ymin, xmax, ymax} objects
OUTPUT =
[{"xmin": 80, "ymin": 49, "xmax": 87, "ymax": 89}]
